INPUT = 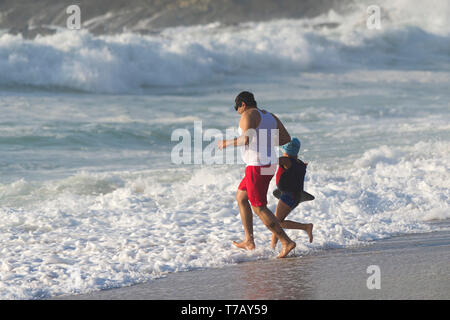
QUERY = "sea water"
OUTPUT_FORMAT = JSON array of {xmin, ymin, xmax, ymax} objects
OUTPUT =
[{"xmin": 0, "ymin": 0, "xmax": 449, "ymax": 299}]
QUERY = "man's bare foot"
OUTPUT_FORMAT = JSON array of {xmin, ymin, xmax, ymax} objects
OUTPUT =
[
  {"xmin": 277, "ymin": 241, "xmax": 296, "ymax": 259},
  {"xmin": 232, "ymin": 240, "xmax": 255, "ymax": 251},
  {"xmin": 306, "ymin": 223, "xmax": 314, "ymax": 243}
]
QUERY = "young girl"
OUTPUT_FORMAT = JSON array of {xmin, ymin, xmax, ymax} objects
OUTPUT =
[{"xmin": 271, "ymin": 138, "xmax": 314, "ymax": 248}]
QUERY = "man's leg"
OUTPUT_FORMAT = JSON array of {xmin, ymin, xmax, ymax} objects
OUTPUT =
[
  {"xmin": 252, "ymin": 205, "xmax": 296, "ymax": 258},
  {"xmin": 233, "ymin": 189, "xmax": 255, "ymax": 250},
  {"xmin": 271, "ymin": 200, "xmax": 292, "ymax": 248}
]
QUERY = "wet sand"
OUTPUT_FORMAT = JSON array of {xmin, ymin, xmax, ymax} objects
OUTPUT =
[{"xmin": 55, "ymin": 220, "xmax": 449, "ymax": 300}]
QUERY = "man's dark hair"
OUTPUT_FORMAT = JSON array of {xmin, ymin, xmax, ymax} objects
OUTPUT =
[{"xmin": 235, "ymin": 91, "xmax": 257, "ymax": 109}]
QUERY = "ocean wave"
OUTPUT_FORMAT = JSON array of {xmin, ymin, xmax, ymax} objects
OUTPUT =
[{"xmin": 0, "ymin": 0, "xmax": 449, "ymax": 93}]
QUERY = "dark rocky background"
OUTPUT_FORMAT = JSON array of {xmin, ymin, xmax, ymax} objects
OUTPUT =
[{"xmin": 0, "ymin": 0, "xmax": 351, "ymax": 37}]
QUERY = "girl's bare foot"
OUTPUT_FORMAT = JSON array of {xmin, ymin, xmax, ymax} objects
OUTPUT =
[
  {"xmin": 277, "ymin": 241, "xmax": 296, "ymax": 258},
  {"xmin": 232, "ymin": 240, "xmax": 255, "ymax": 251}
]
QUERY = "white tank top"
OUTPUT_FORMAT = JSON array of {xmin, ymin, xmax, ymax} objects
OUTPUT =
[{"xmin": 238, "ymin": 109, "xmax": 277, "ymax": 166}]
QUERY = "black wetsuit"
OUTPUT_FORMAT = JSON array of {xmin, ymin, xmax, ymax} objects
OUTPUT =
[{"xmin": 274, "ymin": 157, "xmax": 313, "ymax": 209}]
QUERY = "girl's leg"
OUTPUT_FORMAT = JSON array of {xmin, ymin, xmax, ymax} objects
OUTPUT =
[{"xmin": 272, "ymin": 200, "xmax": 314, "ymax": 248}]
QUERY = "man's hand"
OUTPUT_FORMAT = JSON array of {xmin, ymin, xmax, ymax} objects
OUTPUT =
[{"xmin": 217, "ymin": 140, "xmax": 228, "ymax": 150}]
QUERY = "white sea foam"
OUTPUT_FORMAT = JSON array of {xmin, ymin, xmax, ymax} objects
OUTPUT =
[
  {"xmin": 0, "ymin": 0, "xmax": 448, "ymax": 93},
  {"xmin": 0, "ymin": 139, "xmax": 448, "ymax": 299}
]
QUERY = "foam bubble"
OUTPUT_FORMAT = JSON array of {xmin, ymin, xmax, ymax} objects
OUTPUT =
[{"xmin": 354, "ymin": 145, "xmax": 403, "ymax": 168}]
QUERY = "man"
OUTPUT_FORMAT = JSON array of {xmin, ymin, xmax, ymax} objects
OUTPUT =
[{"xmin": 217, "ymin": 91, "xmax": 296, "ymax": 258}]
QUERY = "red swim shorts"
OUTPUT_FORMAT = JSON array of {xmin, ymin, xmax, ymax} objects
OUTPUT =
[{"xmin": 238, "ymin": 165, "xmax": 275, "ymax": 207}]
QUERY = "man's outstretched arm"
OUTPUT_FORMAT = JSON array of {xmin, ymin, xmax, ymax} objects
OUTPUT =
[{"xmin": 217, "ymin": 112, "xmax": 252, "ymax": 150}]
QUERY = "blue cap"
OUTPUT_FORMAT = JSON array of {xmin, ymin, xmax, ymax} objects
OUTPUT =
[{"xmin": 281, "ymin": 138, "xmax": 301, "ymax": 156}]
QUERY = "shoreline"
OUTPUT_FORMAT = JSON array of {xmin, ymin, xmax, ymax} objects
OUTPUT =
[{"xmin": 54, "ymin": 219, "xmax": 450, "ymax": 300}]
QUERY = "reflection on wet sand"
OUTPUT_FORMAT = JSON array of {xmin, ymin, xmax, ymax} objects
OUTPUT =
[{"xmin": 236, "ymin": 256, "xmax": 316, "ymax": 299}]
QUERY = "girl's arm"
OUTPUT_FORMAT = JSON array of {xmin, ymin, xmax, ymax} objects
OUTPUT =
[{"xmin": 278, "ymin": 157, "xmax": 292, "ymax": 170}]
